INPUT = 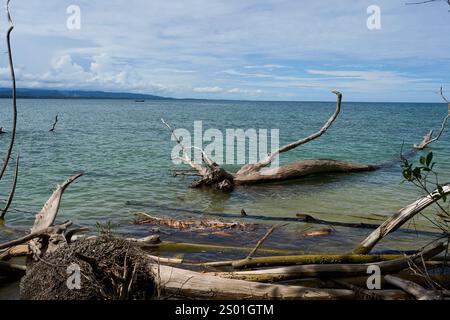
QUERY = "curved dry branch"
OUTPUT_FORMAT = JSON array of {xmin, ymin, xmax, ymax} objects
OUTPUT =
[
  {"xmin": 0, "ymin": 0, "xmax": 18, "ymax": 182},
  {"xmin": 31, "ymin": 173, "xmax": 83, "ymax": 233},
  {"xmin": 353, "ymin": 184, "xmax": 450, "ymax": 254},
  {"xmin": 236, "ymin": 91, "xmax": 342, "ymax": 175},
  {"xmin": 0, "ymin": 152, "xmax": 19, "ymax": 219},
  {"xmin": 414, "ymin": 87, "xmax": 450, "ymax": 149}
]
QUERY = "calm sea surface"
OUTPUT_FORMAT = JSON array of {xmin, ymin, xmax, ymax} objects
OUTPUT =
[{"xmin": 0, "ymin": 98, "xmax": 449, "ymax": 256}]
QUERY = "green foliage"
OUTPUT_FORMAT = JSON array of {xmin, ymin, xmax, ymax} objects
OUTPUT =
[
  {"xmin": 401, "ymin": 151, "xmax": 449, "ymax": 228},
  {"xmin": 95, "ymin": 220, "xmax": 114, "ymax": 236}
]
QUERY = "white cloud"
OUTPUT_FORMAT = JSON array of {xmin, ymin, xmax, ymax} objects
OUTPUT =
[
  {"xmin": 228, "ymin": 88, "xmax": 264, "ymax": 95},
  {"xmin": 244, "ymin": 64, "xmax": 286, "ymax": 69},
  {"xmin": 0, "ymin": 0, "xmax": 447, "ymax": 101},
  {"xmin": 193, "ymin": 86, "xmax": 223, "ymax": 93}
]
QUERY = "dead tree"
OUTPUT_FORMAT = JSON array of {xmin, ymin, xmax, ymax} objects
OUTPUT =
[
  {"xmin": 163, "ymin": 91, "xmax": 377, "ymax": 190},
  {"xmin": 414, "ymin": 87, "xmax": 450, "ymax": 149}
]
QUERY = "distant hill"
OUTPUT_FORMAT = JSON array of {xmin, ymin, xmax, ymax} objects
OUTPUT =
[{"xmin": 0, "ymin": 88, "xmax": 172, "ymax": 100}]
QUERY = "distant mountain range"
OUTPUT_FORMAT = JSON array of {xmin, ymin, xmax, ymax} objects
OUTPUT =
[{"xmin": 0, "ymin": 88, "xmax": 172, "ymax": 100}]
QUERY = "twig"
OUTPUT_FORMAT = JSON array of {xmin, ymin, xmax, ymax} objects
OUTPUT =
[{"xmin": 246, "ymin": 223, "xmax": 287, "ymax": 259}]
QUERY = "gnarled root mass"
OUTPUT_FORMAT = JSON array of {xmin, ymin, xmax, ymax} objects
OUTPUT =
[{"xmin": 20, "ymin": 237, "xmax": 155, "ymax": 300}]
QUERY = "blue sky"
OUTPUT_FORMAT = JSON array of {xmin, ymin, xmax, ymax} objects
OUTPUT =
[{"xmin": 0, "ymin": 0, "xmax": 449, "ymax": 102}]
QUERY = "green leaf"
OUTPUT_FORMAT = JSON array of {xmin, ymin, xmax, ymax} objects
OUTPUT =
[
  {"xmin": 412, "ymin": 167, "xmax": 422, "ymax": 179},
  {"xmin": 420, "ymin": 156, "xmax": 426, "ymax": 165},
  {"xmin": 426, "ymin": 152, "xmax": 433, "ymax": 167}
]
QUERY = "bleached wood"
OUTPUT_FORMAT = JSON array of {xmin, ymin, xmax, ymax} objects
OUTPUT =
[{"xmin": 353, "ymin": 185, "xmax": 450, "ymax": 254}]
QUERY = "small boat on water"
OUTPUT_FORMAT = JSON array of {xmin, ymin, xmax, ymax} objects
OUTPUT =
[{"xmin": 135, "ymin": 99, "xmax": 145, "ymax": 102}]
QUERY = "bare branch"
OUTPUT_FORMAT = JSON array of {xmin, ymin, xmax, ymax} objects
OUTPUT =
[
  {"xmin": 161, "ymin": 118, "xmax": 214, "ymax": 175},
  {"xmin": 237, "ymin": 91, "xmax": 342, "ymax": 174},
  {"xmin": 246, "ymin": 224, "xmax": 287, "ymax": 259},
  {"xmin": 0, "ymin": 152, "xmax": 19, "ymax": 219},
  {"xmin": 414, "ymin": 87, "xmax": 450, "ymax": 149},
  {"xmin": 406, "ymin": 0, "xmax": 447, "ymax": 5},
  {"xmin": 0, "ymin": 0, "xmax": 18, "ymax": 182},
  {"xmin": 31, "ymin": 173, "xmax": 83, "ymax": 233},
  {"xmin": 49, "ymin": 114, "xmax": 58, "ymax": 132},
  {"xmin": 353, "ymin": 184, "xmax": 450, "ymax": 254}
]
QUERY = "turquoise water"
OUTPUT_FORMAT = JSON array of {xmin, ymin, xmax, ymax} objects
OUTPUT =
[{"xmin": 0, "ymin": 98, "xmax": 449, "ymax": 253}]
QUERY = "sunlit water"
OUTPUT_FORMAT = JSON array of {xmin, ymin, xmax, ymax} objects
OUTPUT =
[{"xmin": 0, "ymin": 98, "xmax": 449, "ymax": 264}]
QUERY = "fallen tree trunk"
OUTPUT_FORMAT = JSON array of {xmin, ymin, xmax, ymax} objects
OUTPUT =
[
  {"xmin": 234, "ymin": 159, "xmax": 377, "ymax": 185},
  {"xmin": 163, "ymin": 91, "xmax": 377, "ymax": 190},
  {"xmin": 353, "ymin": 185, "xmax": 450, "ymax": 254},
  {"xmin": 150, "ymin": 262, "xmax": 406, "ymax": 300},
  {"xmin": 211, "ymin": 242, "xmax": 445, "ymax": 282}
]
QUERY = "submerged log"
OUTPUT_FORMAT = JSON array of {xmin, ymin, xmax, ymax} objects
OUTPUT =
[
  {"xmin": 212, "ymin": 242, "xmax": 445, "ymax": 282},
  {"xmin": 134, "ymin": 212, "xmax": 249, "ymax": 231}
]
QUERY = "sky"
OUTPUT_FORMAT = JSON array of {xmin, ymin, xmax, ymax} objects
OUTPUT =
[{"xmin": 0, "ymin": 0, "xmax": 449, "ymax": 102}]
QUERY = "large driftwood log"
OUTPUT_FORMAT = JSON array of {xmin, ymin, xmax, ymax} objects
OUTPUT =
[
  {"xmin": 353, "ymin": 184, "xmax": 450, "ymax": 254},
  {"xmin": 164, "ymin": 91, "xmax": 376, "ymax": 190},
  {"xmin": 384, "ymin": 275, "xmax": 443, "ymax": 300},
  {"xmin": 150, "ymin": 263, "xmax": 407, "ymax": 300},
  {"xmin": 234, "ymin": 159, "xmax": 376, "ymax": 185},
  {"xmin": 211, "ymin": 242, "xmax": 445, "ymax": 282}
]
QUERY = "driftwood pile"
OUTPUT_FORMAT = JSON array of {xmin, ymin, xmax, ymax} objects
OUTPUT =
[{"xmin": 0, "ymin": 173, "xmax": 449, "ymax": 300}]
